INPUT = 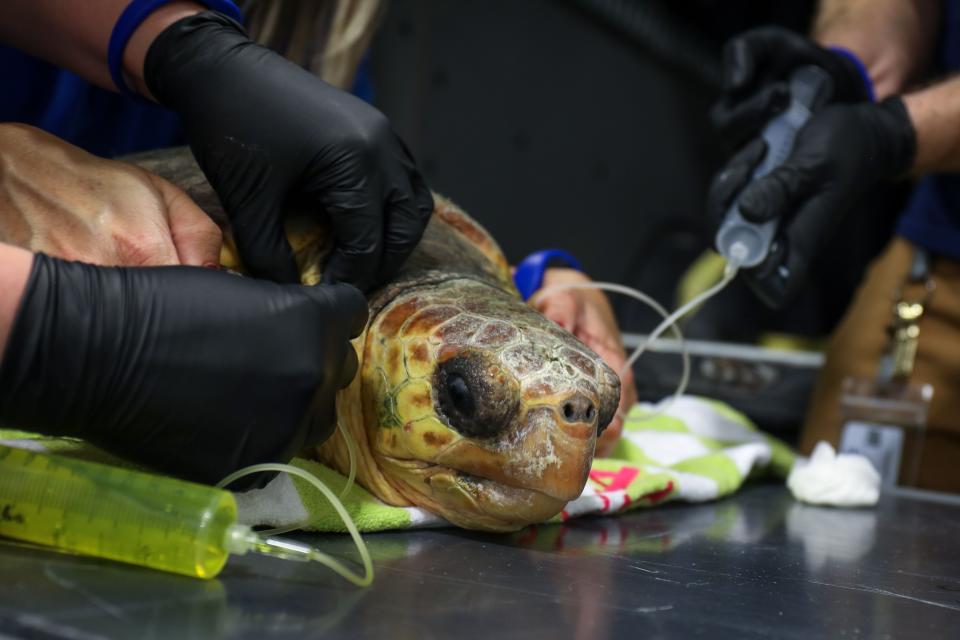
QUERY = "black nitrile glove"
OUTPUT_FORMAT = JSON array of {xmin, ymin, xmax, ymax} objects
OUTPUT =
[
  {"xmin": 711, "ymin": 26, "xmax": 873, "ymax": 147},
  {"xmin": 144, "ymin": 11, "xmax": 434, "ymax": 292},
  {"xmin": 0, "ymin": 255, "xmax": 367, "ymax": 487},
  {"xmin": 707, "ymin": 98, "xmax": 915, "ymax": 307}
]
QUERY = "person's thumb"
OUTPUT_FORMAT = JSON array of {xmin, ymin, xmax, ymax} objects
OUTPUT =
[
  {"xmin": 155, "ymin": 176, "xmax": 223, "ymax": 267},
  {"xmin": 737, "ymin": 163, "xmax": 812, "ymax": 225},
  {"xmin": 304, "ymin": 282, "xmax": 369, "ymax": 389},
  {"xmin": 229, "ymin": 190, "xmax": 301, "ymax": 283},
  {"xmin": 193, "ymin": 137, "xmax": 301, "ymax": 282},
  {"xmin": 305, "ymin": 282, "xmax": 370, "ymax": 340}
]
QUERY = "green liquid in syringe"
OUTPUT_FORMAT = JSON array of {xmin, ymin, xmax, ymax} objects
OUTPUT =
[{"xmin": 0, "ymin": 444, "xmax": 242, "ymax": 578}]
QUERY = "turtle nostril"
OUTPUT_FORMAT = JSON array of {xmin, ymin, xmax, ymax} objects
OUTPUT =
[{"xmin": 560, "ymin": 394, "xmax": 596, "ymax": 424}]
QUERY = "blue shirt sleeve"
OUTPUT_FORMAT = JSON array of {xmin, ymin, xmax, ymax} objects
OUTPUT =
[{"xmin": 0, "ymin": 44, "xmax": 184, "ymax": 157}]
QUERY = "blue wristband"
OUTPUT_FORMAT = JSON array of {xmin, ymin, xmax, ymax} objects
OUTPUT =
[
  {"xmin": 828, "ymin": 46, "xmax": 876, "ymax": 103},
  {"xmin": 513, "ymin": 249, "xmax": 583, "ymax": 301},
  {"xmin": 108, "ymin": 0, "xmax": 243, "ymax": 99}
]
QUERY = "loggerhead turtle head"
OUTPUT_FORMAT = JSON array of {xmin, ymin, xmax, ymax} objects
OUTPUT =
[{"xmin": 341, "ymin": 271, "xmax": 621, "ymax": 531}]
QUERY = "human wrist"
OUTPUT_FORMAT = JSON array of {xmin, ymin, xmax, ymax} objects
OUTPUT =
[
  {"xmin": 902, "ymin": 87, "xmax": 950, "ymax": 175},
  {"xmin": 873, "ymin": 97, "xmax": 917, "ymax": 177},
  {"xmin": 820, "ymin": 46, "xmax": 875, "ymax": 102},
  {"xmin": 0, "ymin": 255, "xmax": 133, "ymax": 439},
  {"xmin": 113, "ymin": 2, "xmax": 244, "ymax": 100},
  {"xmin": 543, "ymin": 267, "xmax": 589, "ymax": 283},
  {"xmin": 122, "ymin": 2, "xmax": 204, "ymax": 99},
  {"xmin": 143, "ymin": 10, "xmax": 249, "ymax": 107},
  {"xmin": 0, "ymin": 244, "xmax": 33, "ymax": 366},
  {"xmin": 815, "ymin": 6, "xmax": 930, "ymax": 101},
  {"xmin": 513, "ymin": 249, "xmax": 582, "ymax": 301},
  {"xmin": 0, "ymin": 254, "xmax": 77, "ymax": 435}
]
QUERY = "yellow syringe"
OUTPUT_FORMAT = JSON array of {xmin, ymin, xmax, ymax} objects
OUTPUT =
[{"xmin": 0, "ymin": 444, "xmax": 372, "ymax": 583}]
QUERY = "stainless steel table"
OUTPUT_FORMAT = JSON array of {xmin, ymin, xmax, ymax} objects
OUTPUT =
[{"xmin": 2, "ymin": 484, "xmax": 958, "ymax": 639}]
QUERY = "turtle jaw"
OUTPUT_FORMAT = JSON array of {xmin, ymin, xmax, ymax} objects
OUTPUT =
[
  {"xmin": 378, "ymin": 456, "xmax": 567, "ymax": 532},
  {"xmin": 429, "ymin": 420, "xmax": 596, "ymax": 504}
]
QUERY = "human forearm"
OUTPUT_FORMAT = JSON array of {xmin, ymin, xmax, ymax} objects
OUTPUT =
[
  {"xmin": 903, "ymin": 77, "xmax": 960, "ymax": 174},
  {"xmin": 0, "ymin": 1, "xmax": 202, "ymax": 95},
  {"xmin": 813, "ymin": 0, "xmax": 939, "ymax": 98},
  {"xmin": 0, "ymin": 244, "xmax": 33, "ymax": 364}
]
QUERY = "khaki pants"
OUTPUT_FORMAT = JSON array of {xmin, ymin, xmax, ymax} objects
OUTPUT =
[{"xmin": 801, "ymin": 237, "xmax": 960, "ymax": 493}]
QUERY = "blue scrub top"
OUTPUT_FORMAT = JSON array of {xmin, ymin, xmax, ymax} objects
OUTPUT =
[
  {"xmin": 0, "ymin": 45, "xmax": 185, "ymax": 157},
  {"xmin": 0, "ymin": 43, "xmax": 374, "ymax": 159},
  {"xmin": 896, "ymin": 0, "xmax": 960, "ymax": 259}
]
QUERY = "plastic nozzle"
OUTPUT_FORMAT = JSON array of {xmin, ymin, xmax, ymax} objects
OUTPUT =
[
  {"xmin": 226, "ymin": 524, "xmax": 315, "ymax": 562},
  {"xmin": 714, "ymin": 65, "xmax": 833, "ymax": 268},
  {"xmin": 716, "ymin": 220, "xmax": 770, "ymax": 268},
  {"xmin": 726, "ymin": 240, "xmax": 749, "ymax": 268}
]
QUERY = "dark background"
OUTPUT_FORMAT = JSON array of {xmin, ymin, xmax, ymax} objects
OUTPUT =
[
  {"xmin": 369, "ymin": 0, "xmax": 818, "ymax": 302},
  {"xmin": 367, "ymin": 0, "xmax": 908, "ymax": 432}
]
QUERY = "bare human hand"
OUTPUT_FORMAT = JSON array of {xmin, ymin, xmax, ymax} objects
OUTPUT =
[
  {"xmin": 0, "ymin": 124, "xmax": 221, "ymax": 267},
  {"xmin": 531, "ymin": 268, "xmax": 638, "ymax": 457}
]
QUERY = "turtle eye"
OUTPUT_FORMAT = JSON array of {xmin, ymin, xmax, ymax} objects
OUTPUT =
[{"xmin": 435, "ymin": 349, "xmax": 520, "ymax": 439}]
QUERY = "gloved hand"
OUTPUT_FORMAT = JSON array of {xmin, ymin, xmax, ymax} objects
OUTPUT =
[
  {"xmin": 707, "ymin": 98, "xmax": 915, "ymax": 307},
  {"xmin": 0, "ymin": 254, "xmax": 368, "ymax": 487},
  {"xmin": 711, "ymin": 26, "xmax": 873, "ymax": 147},
  {"xmin": 143, "ymin": 11, "xmax": 434, "ymax": 291}
]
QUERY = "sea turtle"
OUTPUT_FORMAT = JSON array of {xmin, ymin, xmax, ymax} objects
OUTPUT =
[{"xmin": 129, "ymin": 148, "xmax": 621, "ymax": 532}]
